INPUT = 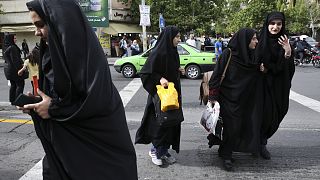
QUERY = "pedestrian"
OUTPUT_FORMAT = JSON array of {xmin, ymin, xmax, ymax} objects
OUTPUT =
[
  {"xmin": 120, "ymin": 35, "xmax": 128, "ymax": 57},
  {"xmin": 18, "ymin": 47, "xmax": 40, "ymax": 95},
  {"xmin": 3, "ymin": 34, "xmax": 26, "ymax": 104},
  {"xmin": 295, "ymin": 38, "xmax": 305, "ymax": 65},
  {"xmin": 135, "ymin": 26, "xmax": 184, "ymax": 166},
  {"xmin": 256, "ymin": 11, "xmax": 295, "ymax": 160},
  {"xmin": 214, "ymin": 37, "xmax": 223, "ymax": 62},
  {"xmin": 22, "ymin": 39, "xmax": 30, "ymax": 60},
  {"xmin": 21, "ymin": 0, "xmax": 138, "ymax": 179},
  {"xmin": 131, "ymin": 39, "xmax": 140, "ymax": 56},
  {"xmin": 208, "ymin": 28, "xmax": 260, "ymax": 171},
  {"xmin": 186, "ymin": 34, "xmax": 196, "ymax": 47}
]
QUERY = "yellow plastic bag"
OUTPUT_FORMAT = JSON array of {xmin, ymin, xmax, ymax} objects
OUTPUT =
[{"xmin": 156, "ymin": 82, "xmax": 180, "ymax": 112}]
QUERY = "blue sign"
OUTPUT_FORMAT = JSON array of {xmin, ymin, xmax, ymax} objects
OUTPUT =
[{"xmin": 159, "ymin": 14, "xmax": 165, "ymax": 28}]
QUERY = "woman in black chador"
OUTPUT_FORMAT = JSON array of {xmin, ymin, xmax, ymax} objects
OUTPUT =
[
  {"xmin": 22, "ymin": 0, "xmax": 137, "ymax": 179},
  {"xmin": 135, "ymin": 26, "xmax": 184, "ymax": 166},
  {"xmin": 3, "ymin": 34, "xmax": 25, "ymax": 104},
  {"xmin": 208, "ymin": 28, "xmax": 261, "ymax": 171},
  {"xmin": 256, "ymin": 11, "xmax": 295, "ymax": 160}
]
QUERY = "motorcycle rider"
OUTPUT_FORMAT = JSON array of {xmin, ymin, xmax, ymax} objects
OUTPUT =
[{"xmin": 296, "ymin": 38, "xmax": 312, "ymax": 65}]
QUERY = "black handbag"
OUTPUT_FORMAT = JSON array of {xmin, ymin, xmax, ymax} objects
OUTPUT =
[
  {"xmin": 21, "ymin": 69, "xmax": 29, "ymax": 79},
  {"xmin": 153, "ymin": 94, "xmax": 184, "ymax": 128}
]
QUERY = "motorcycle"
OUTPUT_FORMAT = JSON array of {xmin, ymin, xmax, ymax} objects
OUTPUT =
[
  {"xmin": 294, "ymin": 48, "xmax": 319, "ymax": 66},
  {"xmin": 312, "ymin": 53, "xmax": 320, "ymax": 68}
]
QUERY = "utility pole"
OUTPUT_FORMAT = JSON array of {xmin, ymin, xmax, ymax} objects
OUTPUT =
[{"xmin": 141, "ymin": 0, "xmax": 147, "ymax": 52}]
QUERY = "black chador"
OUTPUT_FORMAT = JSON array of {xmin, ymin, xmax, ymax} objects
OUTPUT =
[
  {"xmin": 26, "ymin": 0, "xmax": 137, "ymax": 179},
  {"xmin": 135, "ymin": 26, "xmax": 184, "ymax": 154},
  {"xmin": 209, "ymin": 28, "xmax": 263, "ymax": 158},
  {"xmin": 256, "ymin": 12, "xmax": 295, "ymax": 144}
]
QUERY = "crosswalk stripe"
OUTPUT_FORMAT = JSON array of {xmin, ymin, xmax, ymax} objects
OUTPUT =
[
  {"xmin": 290, "ymin": 90, "xmax": 320, "ymax": 113},
  {"xmin": 118, "ymin": 78, "xmax": 142, "ymax": 107},
  {"xmin": 19, "ymin": 78, "xmax": 142, "ymax": 180}
]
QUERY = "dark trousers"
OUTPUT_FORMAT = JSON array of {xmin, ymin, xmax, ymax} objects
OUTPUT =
[
  {"xmin": 218, "ymin": 138, "xmax": 233, "ymax": 160},
  {"xmin": 298, "ymin": 52, "xmax": 304, "ymax": 63},
  {"xmin": 9, "ymin": 80, "xmax": 25, "ymax": 103}
]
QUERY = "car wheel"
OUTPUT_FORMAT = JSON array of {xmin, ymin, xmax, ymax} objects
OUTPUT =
[
  {"xmin": 185, "ymin": 65, "xmax": 200, "ymax": 79},
  {"xmin": 122, "ymin": 64, "xmax": 136, "ymax": 78}
]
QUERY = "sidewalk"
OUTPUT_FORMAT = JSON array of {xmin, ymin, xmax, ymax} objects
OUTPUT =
[{"xmin": 0, "ymin": 56, "xmax": 119, "ymax": 67}]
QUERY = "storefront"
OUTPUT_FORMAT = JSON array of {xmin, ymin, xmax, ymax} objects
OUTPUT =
[{"xmin": 99, "ymin": 22, "xmax": 142, "ymax": 57}]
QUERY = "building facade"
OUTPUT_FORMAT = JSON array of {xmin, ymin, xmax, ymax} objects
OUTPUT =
[{"xmin": 0, "ymin": 0, "xmax": 143, "ymax": 57}]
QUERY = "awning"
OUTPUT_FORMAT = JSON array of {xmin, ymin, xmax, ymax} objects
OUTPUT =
[
  {"xmin": 101, "ymin": 23, "xmax": 142, "ymax": 35},
  {"xmin": 0, "ymin": 25, "xmax": 35, "ymax": 33}
]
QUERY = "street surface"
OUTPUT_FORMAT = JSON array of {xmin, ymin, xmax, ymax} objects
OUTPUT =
[{"xmin": 0, "ymin": 63, "xmax": 320, "ymax": 180}]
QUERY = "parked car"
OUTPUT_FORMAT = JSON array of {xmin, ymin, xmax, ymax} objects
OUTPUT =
[
  {"xmin": 114, "ymin": 43, "xmax": 216, "ymax": 79},
  {"xmin": 290, "ymin": 35, "xmax": 318, "ymax": 47}
]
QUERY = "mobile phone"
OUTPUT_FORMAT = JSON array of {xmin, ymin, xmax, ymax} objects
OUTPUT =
[{"xmin": 12, "ymin": 94, "xmax": 42, "ymax": 107}]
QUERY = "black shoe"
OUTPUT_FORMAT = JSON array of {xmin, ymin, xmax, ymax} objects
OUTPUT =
[
  {"xmin": 222, "ymin": 160, "xmax": 233, "ymax": 171},
  {"xmin": 260, "ymin": 145, "xmax": 271, "ymax": 160},
  {"xmin": 251, "ymin": 152, "xmax": 259, "ymax": 158}
]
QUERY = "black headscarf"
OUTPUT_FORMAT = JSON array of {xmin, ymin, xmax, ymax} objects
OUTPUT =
[
  {"xmin": 26, "ymin": 0, "xmax": 46, "ymax": 24},
  {"xmin": 228, "ymin": 28, "xmax": 257, "ymax": 65},
  {"xmin": 3, "ymin": 34, "xmax": 21, "ymax": 55},
  {"xmin": 140, "ymin": 26, "xmax": 180, "ymax": 96},
  {"xmin": 256, "ymin": 11, "xmax": 285, "ymax": 65}
]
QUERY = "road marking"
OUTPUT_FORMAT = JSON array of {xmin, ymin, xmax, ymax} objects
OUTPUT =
[
  {"xmin": 0, "ymin": 119, "xmax": 33, "ymax": 124},
  {"xmin": 290, "ymin": 90, "xmax": 320, "ymax": 113},
  {"xmin": 118, "ymin": 78, "xmax": 142, "ymax": 107},
  {"xmin": 19, "ymin": 78, "xmax": 142, "ymax": 180}
]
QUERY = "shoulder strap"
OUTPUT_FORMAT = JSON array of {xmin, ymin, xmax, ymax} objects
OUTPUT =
[{"xmin": 219, "ymin": 48, "xmax": 232, "ymax": 85}]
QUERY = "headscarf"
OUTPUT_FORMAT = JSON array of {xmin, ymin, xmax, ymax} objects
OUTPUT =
[
  {"xmin": 3, "ymin": 34, "xmax": 21, "ymax": 55},
  {"xmin": 256, "ymin": 11, "xmax": 286, "ymax": 64},
  {"xmin": 140, "ymin": 26, "xmax": 180, "ymax": 95},
  {"xmin": 26, "ymin": 0, "xmax": 46, "ymax": 24},
  {"xmin": 227, "ymin": 28, "xmax": 257, "ymax": 65}
]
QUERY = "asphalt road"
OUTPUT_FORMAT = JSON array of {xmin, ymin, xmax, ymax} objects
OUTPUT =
[{"xmin": 0, "ymin": 65, "xmax": 320, "ymax": 180}]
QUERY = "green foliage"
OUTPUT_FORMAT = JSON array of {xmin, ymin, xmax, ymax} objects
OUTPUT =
[
  {"xmin": 117, "ymin": 0, "xmax": 318, "ymax": 35},
  {"xmin": 225, "ymin": 0, "xmax": 275, "ymax": 33},
  {"xmin": 284, "ymin": 0, "xmax": 309, "ymax": 34}
]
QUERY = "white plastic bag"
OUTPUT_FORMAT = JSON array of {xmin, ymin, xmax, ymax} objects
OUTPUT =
[{"xmin": 200, "ymin": 101, "xmax": 220, "ymax": 133}]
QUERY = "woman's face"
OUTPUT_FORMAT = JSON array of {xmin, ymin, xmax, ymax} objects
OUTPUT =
[
  {"xmin": 13, "ymin": 35, "xmax": 17, "ymax": 44},
  {"xmin": 248, "ymin": 33, "xmax": 258, "ymax": 49},
  {"xmin": 268, "ymin": 19, "xmax": 282, "ymax": 35},
  {"xmin": 29, "ymin": 11, "xmax": 48, "ymax": 42},
  {"xmin": 172, "ymin": 33, "xmax": 181, "ymax": 47}
]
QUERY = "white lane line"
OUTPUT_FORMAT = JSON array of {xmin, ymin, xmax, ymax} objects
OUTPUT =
[
  {"xmin": 19, "ymin": 159, "xmax": 43, "ymax": 180},
  {"xmin": 118, "ymin": 78, "xmax": 142, "ymax": 107},
  {"xmin": 19, "ymin": 78, "xmax": 142, "ymax": 180},
  {"xmin": 290, "ymin": 90, "xmax": 320, "ymax": 113}
]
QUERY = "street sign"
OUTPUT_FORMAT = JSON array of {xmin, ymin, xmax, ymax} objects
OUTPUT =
[
  {"xmin": 159, "ymin": 14, "xmax": 165, "ymax": 29},
  {"xmin": 139, "ymin": 5, "xmax": 151, "ymax": 26}
]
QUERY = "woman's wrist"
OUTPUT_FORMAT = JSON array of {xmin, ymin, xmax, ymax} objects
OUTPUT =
[{"xmin": 284, "ymin": 51, "xmax": 291, "ymax": 58}]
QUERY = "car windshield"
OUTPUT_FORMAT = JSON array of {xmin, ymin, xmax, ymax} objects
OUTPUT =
[
  {"xmin": 306, "ymin": 37, "xmax": 316, "ymax": 42},
  {"xmin": 184, "ymin": 44, "xmax": 201, "ymax": 53}
]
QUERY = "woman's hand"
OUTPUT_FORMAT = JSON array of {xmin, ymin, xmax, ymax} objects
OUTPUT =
[
  {"xmin": 17, "ymin": 66, "xmax": 26, "ymax": 76},
  {"xmin": 179, "ymin": 67, "xmax": 185, "ymax": 75},
  {"xmin": 160, "ymin": 77, "xmax": 168, "ymax": 87},
  {"xmin": 278, "ymin": 35, "xmax": 291, "ymax": 58},
  {"xmin": 23, "ymin": 89, "xmax": 52, "ymax": 119},
  {"xmin": 260, "ymin": 63, "xmax": 268, "ymax": 73}
]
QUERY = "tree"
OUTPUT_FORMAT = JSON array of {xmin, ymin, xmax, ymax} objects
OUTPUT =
[
  {"xmin": 118, "ymin": 0, "xmax": 224, "ymax": 35},
  {"xmin": 224, "ymin": 0, "xmax": 275, "ymax": 33},
  {"xmin": 285, "ymin": 0, "xmax": 309, "ymax": 35},
  {"xmin": 305, "ymin": 0, "xmax": 320, "ymax": 38}
]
